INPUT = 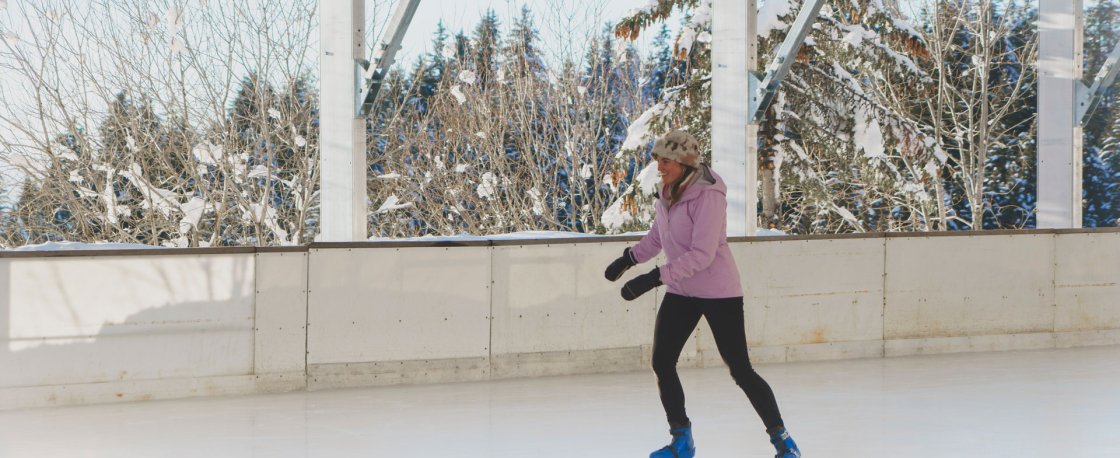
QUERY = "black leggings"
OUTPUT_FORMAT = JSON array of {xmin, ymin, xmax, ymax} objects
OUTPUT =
[{"xmin": 651, "ymin": 293, "xmax": 784, "ymax": 430}]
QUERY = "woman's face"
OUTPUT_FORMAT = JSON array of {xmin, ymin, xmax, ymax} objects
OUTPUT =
[{"xmin": 657, "ymin": 156, "xmax": 686, "ymax": 186}]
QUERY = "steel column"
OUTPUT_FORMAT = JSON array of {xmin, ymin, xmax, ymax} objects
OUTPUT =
[
  {"xmin": 1038, "ymin": 0, "xmax": 1083, "ymax": 228},
  {"xmin": 319, "ymin": 0, "xmax": 368, "ymax": 241},
  {"xmin": 712, "ymin": 0, "xmax": 756, "ymax": 236}
]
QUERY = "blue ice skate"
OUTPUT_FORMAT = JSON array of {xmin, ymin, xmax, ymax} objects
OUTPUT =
[
  {"xmin": 650, "ymin": 424, "xmax": 695, "ymax": 458},
  {"xmin": 768, "ymin": 427, "xmax": 801, "ymax": 458}
]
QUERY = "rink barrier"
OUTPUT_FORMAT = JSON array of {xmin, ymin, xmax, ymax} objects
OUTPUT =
[{"xmin": 1, "ymin": 228, "xmax": 1118, "ymax": 408}]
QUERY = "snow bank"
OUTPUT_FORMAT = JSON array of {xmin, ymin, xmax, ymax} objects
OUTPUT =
[
  {"xmin": 368, "ymin": 231, "xmax": 650, "ymax": 243},
  {"xmin": 7, "ymin": 241, "xmax": 159, "ymax": 252},
  {"xmin": 366, "ymin": 228, "xmax": 786, "ymax": 243}
]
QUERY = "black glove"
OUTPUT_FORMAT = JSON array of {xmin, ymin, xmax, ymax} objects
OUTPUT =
[
  {"xmin": 622, "ymin": 267, "xmax": 663, "ymax": 301},
  {"xmin": 604, "ymin": 247, "xmax": 637, "ymax": 282}
]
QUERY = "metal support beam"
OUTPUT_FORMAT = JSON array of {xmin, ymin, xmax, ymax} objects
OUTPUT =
[
  {"xmin": 319, "ymin": 0, "xmax": 420, "ymax": 241},
  {"xmin": 1038, "ymin": 0, "xmax": 1083, "ymax": 229},
  {"xmin": 747, "ymin": 0, "xmax": 826, "ymax": 124},
  {"xmin": 319, "ymin": 0, "xmax": 368, "ymax": 241},
  {"xmin": 712, "ymin": 0, "xmax": 755, "ymax": 236},
  {"xmin": 358, "ymin": 0, "xmax": 422, "ymax": 117},
  {"xmin": 1076, "ymin": 42, "xmax": 1120, "ymax": 126},
  {"xmin": 715, "ymin": 0, "xmax": 822, "ymax": 235}
]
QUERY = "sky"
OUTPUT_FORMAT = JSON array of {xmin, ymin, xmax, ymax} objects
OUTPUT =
[{"xmin": 372, "ymin": 0, "xmax": 683, "ymax": 67}]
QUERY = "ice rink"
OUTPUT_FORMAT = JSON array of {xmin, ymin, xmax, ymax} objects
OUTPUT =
[{"xmin": 1, "ymin": 345, "xmax": 1117, "ymax": 457}]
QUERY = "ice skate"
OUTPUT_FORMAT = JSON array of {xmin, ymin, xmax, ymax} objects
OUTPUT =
[
  {"xmin": 768, "ymin": 427, "xmax": 801, "ymax": 458},
  {"xmin": 650, "ymin": 423, "xmax": 695, "ymax": 458}
]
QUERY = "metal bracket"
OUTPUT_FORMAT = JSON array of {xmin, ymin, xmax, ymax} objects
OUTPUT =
[
  {"xmin": 356, "ymin": 0, "xmax": 422, "ymax": 118},
  {"xmin": 1077, "ymin": 41, "xmax": 1120, "ymax": 126},
  {"xmin": 748, "ymin": 71, "xmax": 763, "ymax": 123},
  {"xmin": 746, "ymin": 0, "xmax": 826, "ymax": 124}
]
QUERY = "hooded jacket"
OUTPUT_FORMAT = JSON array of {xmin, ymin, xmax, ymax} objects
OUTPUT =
[{"xmin": 629, "ymin": 164, "xmax": 743, "ymax": 299}]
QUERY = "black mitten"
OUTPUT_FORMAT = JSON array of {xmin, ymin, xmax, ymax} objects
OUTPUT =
[
  {"xmin": 621, "ymin": 267, "xmax": 663, "ymax": 301},
  {"xmin": 604, "ymin": 247, "xmax": 637, "ymax": 282}
]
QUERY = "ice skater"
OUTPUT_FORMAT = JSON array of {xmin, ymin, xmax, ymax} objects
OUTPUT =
[{"xmin": 604, "ymin": 130, "xmax": 800, "ymax": 458}]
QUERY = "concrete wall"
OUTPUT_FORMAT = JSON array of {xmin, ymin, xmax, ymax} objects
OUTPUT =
[
  {"xmin": 0, "ymin": 249, "xmax": 305, "ymax": 410},
  {"xmin": 303, "ymin": 231, "xmax": 1120, "ymax": 388},
  {"xmin": 305, "ymin": 246, "xmax": 492, "ymax": 389},
  {"xmin": 2, "ymin": 229, "xmax": 1118, "ymax": 409}
]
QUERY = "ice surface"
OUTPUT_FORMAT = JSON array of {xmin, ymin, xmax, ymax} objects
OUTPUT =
[{"xmin": 0, "ymin": 346, "xmax": 1116, "ymax": 457}]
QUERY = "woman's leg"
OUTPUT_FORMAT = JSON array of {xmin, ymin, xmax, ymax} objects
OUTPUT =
[
  {"xmin": 651, "ymin": 294, "xmax": 704, "ymax": 427},
  {"xmin": 703, "ymin": 300, "xmax": 785, "ymax": 430}
]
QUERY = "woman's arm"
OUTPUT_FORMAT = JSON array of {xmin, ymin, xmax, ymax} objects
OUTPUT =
[
  {"xmin": 658, "ymin": 192, "xmax": 724, "ymax": 285},
  {"xmin": 628, "ymin": 207, "xmax": 663, "ymax": 263}
]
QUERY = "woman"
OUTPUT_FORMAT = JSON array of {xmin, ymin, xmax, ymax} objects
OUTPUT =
[{"xmin": 604, "ymin": 130, "xmax": 801, "ymax": 458}]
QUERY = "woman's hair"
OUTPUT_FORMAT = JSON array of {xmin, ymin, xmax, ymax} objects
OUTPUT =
[{"xmin": 666, "ymin": 164, "xmax": 698, "ymax": 208}]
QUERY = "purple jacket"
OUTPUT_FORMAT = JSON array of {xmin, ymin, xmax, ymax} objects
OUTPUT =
[{"xmin": 630, "ymin": 165, "xmax": 744, "ymax": 299}]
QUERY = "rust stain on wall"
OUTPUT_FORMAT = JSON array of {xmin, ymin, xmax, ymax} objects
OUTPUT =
[{"xmin": 802, "ymin": 329, "xmax": 828, "ymax": 345}]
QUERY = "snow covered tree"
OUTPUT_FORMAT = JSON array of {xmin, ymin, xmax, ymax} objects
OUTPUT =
[
  {"xmin": 360, "ymin": 8, "xmax": 650, "ymax": 238},
  {"xmin": 1081, "ymin": 0, "xmax": 1120, "ymax": 227},
  {"xmin": 0, "ymin": 0, "xmax": 321, "ymax": 247},
  {"xmin": 914, "ymin": 0, "xmax": 1038, "ymax": 230},
  {"xmin": 604, "ymin": 0, "xmax": 940, "ymax": 234}
]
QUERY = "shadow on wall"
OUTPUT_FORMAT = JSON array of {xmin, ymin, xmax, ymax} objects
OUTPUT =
[{"xmin": 0, "ymin": 254, "xmax": 255, "ymax": 391}]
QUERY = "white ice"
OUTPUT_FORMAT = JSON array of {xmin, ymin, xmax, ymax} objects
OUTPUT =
[{"xmin": 1, "ymin": 346, "xmax": 1117, "ymax": 457}]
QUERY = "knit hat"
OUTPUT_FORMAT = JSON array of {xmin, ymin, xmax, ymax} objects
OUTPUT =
[{"xmin": 651, "ymin": 129, "xmax": 701, "ymax": 167}]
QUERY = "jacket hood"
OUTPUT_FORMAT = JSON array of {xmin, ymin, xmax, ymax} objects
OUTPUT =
[{"xmin": 658, "ymin": 164, "xmax": 726, "ymax": 209}]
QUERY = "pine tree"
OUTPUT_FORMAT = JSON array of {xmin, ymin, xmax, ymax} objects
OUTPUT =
[
  {"xmin": 507, "ymin": 6, "xmax": 543, "ymax": 79},
  {"xmin": 1081, "ymin": 0, "xmax": 1120, "ymax": 227},
  {"xmin": 606, "ymin": 0, "xmax": 937, "ymax": 234},
  {"xmin": 641, "ymin": 24, "xmax": 677, "ymax": 104},
  {"xmin": 8, "ymin": 178, "xmax": 58, "ymax": 246},
  {"xmin": 473, "ymin": 11, "xmax": 501, "ymax": 89}
]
